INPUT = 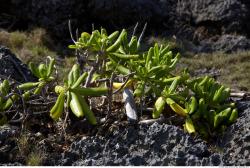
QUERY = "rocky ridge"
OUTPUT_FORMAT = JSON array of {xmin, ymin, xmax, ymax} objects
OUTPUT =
[{"xmin": 2, "ymin": 0, "xmax": 250, "ymax": 53}]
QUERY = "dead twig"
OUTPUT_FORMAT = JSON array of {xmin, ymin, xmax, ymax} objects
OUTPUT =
[
  {"xmin": 68, "ymin": 20, "xmax": 76, "ymax": 44},
  {"xmin": 62, "ymin": 106, "xmax": 69, "ymax": 138},
  {"xmin": 137, "ymin": 22, "xmax": 147, "ymax": 47},
  {"xmin": 230, "ymin": 92, "xmax": 247, "ymax": 98},
  {"xmin": 139, "ymin": 116, "xmax": 165, "ymax": 125},
  {"xmin": 132, "ymin": 22, "xmax": 139, "ymax": 37}
]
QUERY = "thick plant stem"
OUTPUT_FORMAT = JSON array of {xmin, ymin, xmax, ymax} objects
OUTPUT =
[
  {"xmin": 84, "ymin": 56, "xmax": 100, "ymax": 87},
  {"xmin": 106, "ymin": 73, "xmax": 114, "ymax": 120},
  {"xmin": 84, "ymin": 66, "xmax": 95, "ymax": 87},
  {"xmin": 140, "ymin": 82, "xmax": 146, "ymax": 117}
]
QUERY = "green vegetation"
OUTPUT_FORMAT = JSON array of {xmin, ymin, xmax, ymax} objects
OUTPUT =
[
  {"xmin": 0, "ymin": 27, "xmax": 246, "ymax": 140},
  {"xmin": 66, "ymin": 28, "xmax": 238, "ymax": 137},
  {"xmin": 147, "ymin": 36, "xmax": 250, "ymax": 91},
  {"xmin": 50, "ymin": 64, "xmax": 108, "ymax": 123},
  {"xmin": 180, "ymin": 52, "xmax": 250, "ymax": 91},
  {"xmin": 147, "ymin": 36, "xmax": 183, "ymax": 52},
  {"xmin": 0, "ymin": 80, "xmax": 18, "ymax": 126},
  {"xmin": 18, "ymin": 57, "xmax": 55, "ymax": 96}
]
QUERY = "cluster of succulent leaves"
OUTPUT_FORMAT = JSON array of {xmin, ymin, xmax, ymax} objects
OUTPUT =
[
  {"xmin": 50, "ymin": 64, "xmax": 108, "ymax": 124},
  {"xmin": 0, "ymin": 80, "xmax": 18, "ymax": 125},
  {"xmin": 0, "ymin": 27, "xmax": 238, "ymax": 138},
  {"xmin": 69, "ymin": 28, "xmax": 238, "ymax": 137},
  {"xmin": 184, "ymin": 76, "xmax": 238, "ymax": 137},
  {"xmin": 17, "ymin": 57, "xmax": 56, "ymax": 99}
]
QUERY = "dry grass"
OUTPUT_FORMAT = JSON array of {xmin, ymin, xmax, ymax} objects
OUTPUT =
[
  {"xmin": 0, "ymin": 28, "xmax": 55, "ymax": 64},
  {"xmin": 27, "ymin": 151, "xmax": 45, "ymax": 166},
  {"xmin": 56, "ymin": 56, "xmax": 77, "ymax": 84},
  {"xmin": 17, "ymin": 133, "xmax": 46, "ymax": 166},
  {"xmin": 180, "ymin": 52, "xmax": 250, "ymax": 91},
  {"xmin": 0, "ymin": 28, "xmax": 76, "ymax": 82},
  {"xmin": 17, "ymin": 134, "xmax": 30, "ymax": 156}
]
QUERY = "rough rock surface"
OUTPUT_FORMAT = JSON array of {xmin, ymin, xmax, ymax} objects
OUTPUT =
[
  {"xmin": 0, "ymin": 125, "xmax": 19, "ymax": 164},
  {"xmin": 59, "ymin": 100, "xmax": 250, "ymax": 166},
  {"xmin": 221, "ymin": 99, "xmax": 250, "ymax": 166},
  {"xmin": 198, "ymin": 35, "xmax": 250, "ymax": 53},
  {"xmin": 174, "ymin": 0, "xmax": 250, "ymax": 53},
  {"xmin": 0, "ymin": 125, "xmax": 19, "ymax": 143},
  {"xmin": 59, "ymin": 123, "xmax": 220, "ymax": 166},
  {"xmin": 9, "ymin": 0, "xmax": 89, "ymax": 44},
  {"xmin": 0, "ymin": 46, "xmax": 36, "ymax": 82},
  {"xmin": 176, "ymin": 0, "xmax": 249, "ymax": 35},
  {"xmin": 2, "ymin": 0, "xmax": 250, "ymax": 53}
]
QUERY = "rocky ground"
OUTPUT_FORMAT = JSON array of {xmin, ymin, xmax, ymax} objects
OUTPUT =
[
  {"xmin": 0, "ymin": 97, "xmax": 249, "ymax": 166},
  {"xmin": 57, "ymin": 98, "xmax": 250, "ymax": 166},
  {"xmin": 0, "ymin": 46, "xmax": 249, "ymax": 166},
  {"xmin": 1, "ymin": 0, "xmax": 250, "ymax": 165}
]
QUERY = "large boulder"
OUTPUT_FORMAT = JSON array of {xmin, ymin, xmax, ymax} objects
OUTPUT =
[
  {"xmin": 87, "ymin": 0, "xmax": 165, "ymax": 28},
  {"xmin": 198, "ymin": 35, "xmax": 250, "ymax": 53},
  {"xmin": 9, "ymin": 0, "xmax": 89, "ymax": 43},
  {"xmin": 176, "ymin": 0, "xmax": 248, "ymax": 32},
  {"xmin": 174, "ymin": 0, "xmax": 250, "ymax": 52},
  {"xmin": 0, "ymin": 46, "xmax": 36, "ymax": 82}
]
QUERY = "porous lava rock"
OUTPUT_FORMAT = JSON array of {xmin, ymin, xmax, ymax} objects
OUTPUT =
[
  {"xmin": 0, "ymin": 46, "xmax": 36, "ymax": 82},
  {"xmin": 60, "ymin": 123, "xmax": 222, "ymax": 166},
  {"xmin": 59, "ymin": 100, "xmax": 250, "ymax": 166}
]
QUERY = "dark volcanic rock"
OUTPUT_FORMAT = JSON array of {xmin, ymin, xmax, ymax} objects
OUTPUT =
[
  {"xmin": 0, "ymin": 125, "xmax": 20, "ymax": 164},
  {"xmin": 2, "ymin": 0, "xmax": 250, "ymax": 53},
  {"xmin": 0, "ymin": 125, "xmax": 19, "ymax": 142},
  {"xmin": 60, "ymin": 123, "xmax": 222, "ymax": 166},
  {"xmin": 175, "ymin": 0, "xmax": 250, "ymax": 52},
  {"xmin": 10, "ymin": 0, "xmax": 89, "ymax": 43},
  {"xmin": 87, "ymin": 0, "xmax": 165, "ymax": 28},
  {"xmin": 0, "ymin": 46, "xmax": 36, "ymax": 82},
  {"xmin": 176, "ymin": 0, "xmax": 248, "ymax": 34},
  {"xmin": 0, "ymin": 162, "xmax": 23, "ymax": 166},
  {"xmin": 59, "ymin": 99, "xmax": 250, "ymax": 166},
  {"xmin": 221, "ymin": 100, "xmax": 250, "ymax": 166},
  {"xmin": 198, "ymin": 35, "xmax": 250, "ymax": 53}
]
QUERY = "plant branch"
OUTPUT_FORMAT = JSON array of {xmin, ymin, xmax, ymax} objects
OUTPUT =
[
  {"xmin": 68, "ymin": 19, "xmax": 76, "ymax": 44},
  {"xmin": 132, "ymin": 22, "xmax": 139, "ymax": 37},
  {"xmin": 112, "ymin": 72, "xmax": 135, "ymax": 95},
  {"xmin": 138, "ymin": 22, "xmax": 147, "ymax": 47}
]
